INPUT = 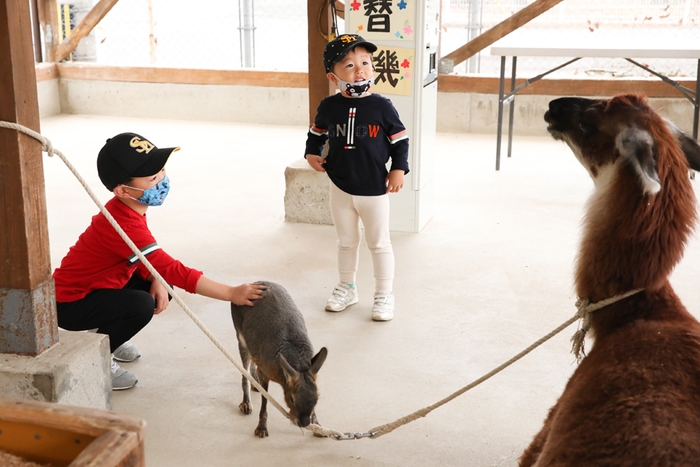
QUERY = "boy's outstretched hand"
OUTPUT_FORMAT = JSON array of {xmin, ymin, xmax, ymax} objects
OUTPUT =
[
  {"xmin": 306, "ymin": 154, "xmax": 326, "ymax": 172},
  {"xmin": 230, "ymin": 282, "xmax": 268, "ymax": 306},
  {"xmin": 195, "ymin": 276, "xmax": 267, "ymax": 306},
  {"xmin": 386, "ymin": 169, "xmax": 405, "ymax": 193}
]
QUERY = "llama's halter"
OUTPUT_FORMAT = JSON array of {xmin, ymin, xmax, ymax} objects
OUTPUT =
[{"xmin": 571, "ymin": 288, "xmax": 645, "ymax": 361}]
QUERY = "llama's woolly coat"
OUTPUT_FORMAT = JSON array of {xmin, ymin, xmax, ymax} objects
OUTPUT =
[{"xmin": 520, "ymin": 94, "xmax": 700, "ymax": 466}]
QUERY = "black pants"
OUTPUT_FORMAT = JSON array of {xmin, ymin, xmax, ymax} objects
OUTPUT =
[{"xmin": 57, "ymin": 275, "xmax": 161, "ymax": 353}]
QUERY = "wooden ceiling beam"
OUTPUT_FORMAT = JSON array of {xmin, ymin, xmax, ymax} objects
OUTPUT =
[
  {"xmin": 440, "ymin": 0, "xmax": 564, "ymax": 70},
  {"xmin": 54, "ymin": 0, "xmax": 119, "ymax": 62}
]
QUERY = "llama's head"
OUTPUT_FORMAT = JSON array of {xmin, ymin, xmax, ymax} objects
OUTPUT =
[
  {"xmin": 545, "ymin": 94, "xmax": 700, "ymax": 193},
  {"xmin": 544, "ymin": 94, "xmax": 700, "ymax": 300}
]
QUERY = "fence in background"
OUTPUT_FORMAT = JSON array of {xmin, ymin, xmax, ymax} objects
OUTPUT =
[{"xmin": 54, "ymin": 0, "xmax": 699, "ymax": 78}]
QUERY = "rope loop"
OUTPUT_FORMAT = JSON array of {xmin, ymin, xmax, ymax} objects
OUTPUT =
[{"xmin": 570, "ymin": 289, "xmax": 644, "ymax": 361}]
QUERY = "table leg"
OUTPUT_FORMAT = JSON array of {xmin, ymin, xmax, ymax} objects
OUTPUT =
[
  {"xmin": 694, "ymin": 59, "xmax": 699, "ymax": 141},
  {"xmin": 507, "ymin": 56, "xmax": 517, "ymax": 158},
  {"xmin": 496, "ymin": 55, "xmax": 506, "ymax": 171}
]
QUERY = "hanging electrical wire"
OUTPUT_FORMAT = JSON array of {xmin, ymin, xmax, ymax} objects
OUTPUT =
[{"xmin": 318, "ymin": 0, "xmax": 341, "ymax": 41}]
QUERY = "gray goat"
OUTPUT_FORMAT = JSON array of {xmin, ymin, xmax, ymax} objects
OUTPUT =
[{"xmin": 231, "ymin": 281, "xmax": 328, "ymax": 437}]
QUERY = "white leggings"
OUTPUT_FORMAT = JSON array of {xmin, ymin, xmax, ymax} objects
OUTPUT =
[{"xmin": 329, "ymin": 182, "xmax": 394, "ymax": 292}]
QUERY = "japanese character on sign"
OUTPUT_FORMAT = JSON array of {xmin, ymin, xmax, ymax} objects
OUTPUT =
[
  {"xmin": 374, "ymin": 49, "xmax": 400, "ymax": 88},
  {"xmin": 364, "ymin": 0, "xmax": 393, "ymax": 33}
]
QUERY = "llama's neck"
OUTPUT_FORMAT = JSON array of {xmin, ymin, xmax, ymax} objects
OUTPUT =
[{"xmin": 575, "ymin": 155, "xmax": 696, "ymax": 303}]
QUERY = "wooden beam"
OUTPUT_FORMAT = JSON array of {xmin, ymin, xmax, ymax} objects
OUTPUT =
[
  {"xmin": 441, "ymin": 0, "xmax": 564, "ymax": 68},
  {"xmin": 48, "ymin": 63, "xmax": 697, "ymax": 100},
  {"xmin": 307, "ymin": 0, "xmax": 334, "ymax": 126},
  {"xmin": 54, "ymin": 0, "xmax": 119, "ymax": 62},
  {"xmin": 0, "ymin": 0, "xmax": 58, "ymax": 354},
  {"xmin": 57, "ymin": 63, "xmax": 308, "ymax": 87},
  {"xmin": 437, "ymin": 74, "xmax": 698, "ymax": 99},
  {"xmin": 334, "ymin": 0, "xmax": 344, "ymax": 19}
]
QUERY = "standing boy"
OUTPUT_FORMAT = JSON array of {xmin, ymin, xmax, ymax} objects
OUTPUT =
[
  {"xmin": 53, "ymin": 132, "xmax": 266, "ymax": 390},
  {"xmin": 305, "ymin": 34, "xmax": 409, "ymax": 321}
]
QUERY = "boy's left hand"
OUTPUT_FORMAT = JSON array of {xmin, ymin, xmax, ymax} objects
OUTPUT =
[
  {"xmin": 386, "ymin": 170, "xmax": 405, "ymax": 193},
  {"xmin": 150, "ymin": 278, "xmax": 170, "ymax": 314}
]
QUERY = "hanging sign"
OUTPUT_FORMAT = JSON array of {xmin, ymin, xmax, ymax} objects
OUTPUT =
[
  {"xmin": 346, "ymin": 0, "xmax": 416, "ymax": 41},
  {"xmin": 371, "ymin": 46, "xmax": 414, "ymax": 96}
]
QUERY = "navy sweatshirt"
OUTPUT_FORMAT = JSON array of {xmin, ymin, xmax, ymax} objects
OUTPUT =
[{"xmin": 305, "ymin": 93, "xmax": 410, "ymax": 196}]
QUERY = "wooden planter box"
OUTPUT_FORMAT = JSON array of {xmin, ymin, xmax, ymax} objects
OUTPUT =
[{"xmin": 0, "ymin": 397, "xmax": 146, "ymax": 467}]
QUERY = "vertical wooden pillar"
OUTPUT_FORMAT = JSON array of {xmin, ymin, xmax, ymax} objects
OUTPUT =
[
  {"xmin": 0, "ymin": 0, "xmax": 58, "ymax": 356},
  {"xmin": 37, "ymin": 0, "xmax": 59, "ymax": 63},
  {"xmin": 307, "ymin": 0, "xmax": 333, "ymax": 126}
]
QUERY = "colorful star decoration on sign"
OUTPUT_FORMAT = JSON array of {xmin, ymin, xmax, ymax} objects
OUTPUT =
[
  {"xmin": 350, "ymin": 0, "xmax": 360, "ymax": 11},
  {"xmin": 398, "ymin": 0, "xmax": 408, "ymax": 10},
  {"xmin": 401, "ymin": 59, "xmax": 411, "ymax": 69}
]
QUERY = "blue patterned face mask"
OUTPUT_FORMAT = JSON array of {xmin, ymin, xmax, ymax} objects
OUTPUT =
[{"xmin": 123, "ymin": 175, "xmax": 170, "ymax": 206}]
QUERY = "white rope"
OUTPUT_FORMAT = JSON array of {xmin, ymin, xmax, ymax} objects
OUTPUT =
[
  {"xmin": 570, "ymin": 288, "xmax": 644, "ymax": 361},
  {"xmin": 0, "ymin": 120, "xmax": 341, "ymax": 439},
  {"xmin": 1, "ymin": 120, "xmax": 645, "ymax": 441}
]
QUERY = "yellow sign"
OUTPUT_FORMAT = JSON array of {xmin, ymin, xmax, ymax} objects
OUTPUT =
[
  {"xmin": 346, "ymin": 0, "xmax": 416, "ymax": 42},
  {"xmin": 372, "ymin": 46, "xmax": 414, "ymax": 96}
]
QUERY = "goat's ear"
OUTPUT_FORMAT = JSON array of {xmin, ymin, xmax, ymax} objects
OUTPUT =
[
  {"xmin": 279, "ymin": 354, "xmax": 299, "ymax": 383},
  {"xmin": 309, "ymin": 347, "xmax": 328, "ymax": 377},
  {"xmin": 616, "ymin": 127, "xmax": 660, "ymax": 195}
]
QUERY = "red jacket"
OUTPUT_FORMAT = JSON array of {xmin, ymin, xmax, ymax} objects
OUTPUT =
[{"xmin": 53, "ymin": 197, "xmax": 203, "ymax": 303}]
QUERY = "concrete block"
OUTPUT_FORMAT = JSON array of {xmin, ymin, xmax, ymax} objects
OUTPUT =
[
  {"xmin": 0, "ymin": 331, "xmax": 111, "ymax": 410},
  {"xmin": 284, "ymin": 158, "xmax": 333, "ymax": 225}
]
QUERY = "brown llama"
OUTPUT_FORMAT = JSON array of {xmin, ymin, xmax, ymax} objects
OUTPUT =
[{"xmin": 520, "ymin": 94, "xmax": 700, "ymax": 466}]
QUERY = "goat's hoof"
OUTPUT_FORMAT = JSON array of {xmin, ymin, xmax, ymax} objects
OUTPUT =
[
  {"xmin": 239, "ymin": 402, "xmax": 253, "ymax": 415},
  {"xmin": 254, "ymin": 427, "xmax": 269, "ymax": 438}
]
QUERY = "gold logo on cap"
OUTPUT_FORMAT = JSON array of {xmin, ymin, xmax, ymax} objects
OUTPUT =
[
  {"xmin": 339, "ymin": 35, "xmax": 357, "ymax": 44},
  {"xmin": 130, "ymin": 136, "xmax": 155, "ymax": 154}
]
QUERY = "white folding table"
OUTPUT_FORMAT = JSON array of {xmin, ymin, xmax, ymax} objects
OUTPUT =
[{"xmin": 489, "ymin": 42, "xmax": 700, "ymax": 170}]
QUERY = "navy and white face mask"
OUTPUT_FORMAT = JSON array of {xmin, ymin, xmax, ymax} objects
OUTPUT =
[
  {"xmin": 334, "ymin": 76, "xmax": 374, "ymax": 98},
  {"xmin": 123, "ymin": 175, "xmax": 171, "ymax": 206}
]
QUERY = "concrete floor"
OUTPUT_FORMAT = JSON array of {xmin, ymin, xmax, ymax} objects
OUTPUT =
[{"xmin": 40, "ymin": 114, "xmax": 700, "ymax": 467}]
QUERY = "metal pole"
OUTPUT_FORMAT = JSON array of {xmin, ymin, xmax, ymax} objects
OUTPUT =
[
  {"xmin": 507, "ymin": 56, "xmax": 516, "ymax": 158},
  {"xmin": 496, "ymin": 55, "xmax": 506, "ymax": 171},
  {"xmin": 694, "ymin": 59, "xmax": 699, "ymax": 141},
  {"xmin": 238, "ymin": 0, "xmax": 255, "ymax": 68},
  {"xmin": 466, "ymin": 0, "xmax": 481, "ymax": 73}
]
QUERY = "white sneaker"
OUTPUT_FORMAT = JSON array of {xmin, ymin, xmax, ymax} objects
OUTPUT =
[
  {"xmin": 113, "ymin": 341, "xmax": 141, "ymax": 362},
  {"xmin": 372, "ymin": 292, "xmax": 394, "ymax": 321},
  {"xmin": 111, "ymin": 357, "xmax": 138, "ymax": 391},
  {"xmin": 325, "ymin": 283, "xmax": 359, "ymax": 312}
]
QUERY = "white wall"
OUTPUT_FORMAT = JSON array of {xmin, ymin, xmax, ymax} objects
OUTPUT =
[{"xmin": 37, "ymin": 78, "xmax": 696, "ymax": 136}]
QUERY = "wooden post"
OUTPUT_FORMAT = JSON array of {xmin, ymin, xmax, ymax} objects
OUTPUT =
[
  {"xmin": 0, "ymin": 0, "xmax": 58, "ymax": 355},
  {"xmin": 306, "ymin": 0, "xmax": 334, "ymax": 126},
  {"xmin": 36, "ymin": 0, "xmax": 58, "ymax": 63}
]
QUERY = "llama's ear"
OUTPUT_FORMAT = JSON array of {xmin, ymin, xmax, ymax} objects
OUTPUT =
[
  {"xmin": 666, "ymin": 120, "xmax": 700, "ymax": 172},
  {"xmin": 616, "ymin": 126, "xmax": 660, "ymax": 195}
]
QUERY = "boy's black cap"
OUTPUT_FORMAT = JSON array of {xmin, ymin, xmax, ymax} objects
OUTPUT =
[
  {"xmin": 97, "ymin": 132, "xmax": 179, "ymax": 191},
  {"xmin": 323, "ymin": 34, "xmax": 377, "ymax": 73}
]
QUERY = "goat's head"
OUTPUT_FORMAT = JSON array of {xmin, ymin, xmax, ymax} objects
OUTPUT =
[
  {"xmin": 279, "ymin": 347, "xmax": 327, "ymax": 428},
  {"xmin": 545, "ymin": 94, "xmax": 700, "ymax": 300}
]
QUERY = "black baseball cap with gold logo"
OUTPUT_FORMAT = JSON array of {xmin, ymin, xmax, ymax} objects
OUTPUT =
[
  {"xmin": 97, "ymin": 132, "xmax": 179, "ymax": 191},
  {"xmin": 323, "ymin": 34, "xmax": 377, "ymax": 73}
]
